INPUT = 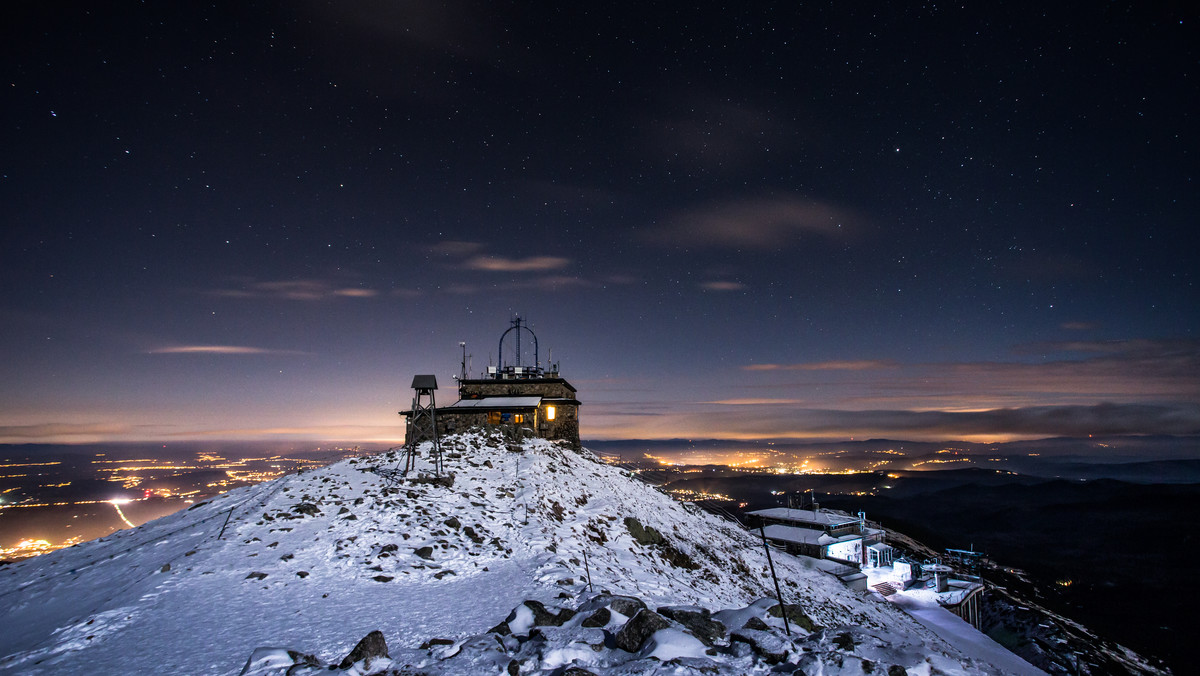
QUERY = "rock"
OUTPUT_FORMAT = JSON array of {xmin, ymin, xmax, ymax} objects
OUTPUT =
[
  {"xmin": 291, "ymin": 503, "xmax": 321, "ymax": 517},
  {"xmin": 614, "ymin": 609, "xmax": 672, "ymax": 653},
  {"xmin": 832, "ymin": 631, "xmax": 858, "ymax": 651},
  {"xmin": 767, "ymin": 602, "xmax": 822, "ymax": 633},
  {"xmin": 245, "ymin": 571, "xmax": 268, "ymax": 580},
  {"xmin": 744, "ymin": 616, "xmax": 771, "ymax": 631},
  {"xmin": 488, "ymin": 621, "xmax": 512, "ymax": 636},
  {"xmin": 658, "ymin": 606, "xmax": 727, "ymax": 646},
  {"xmin": 521, "ymin": 600, "xmax": 576, "ymax": 627},
  {"xmin": 419, "ymin": 638, "xmax": 455, "ymax": 649},
  {"xmin": 160, "ymin": 563, "xmax": 171, "ymax": 573},
  {"xmin": 444, "ymin": 516, "xmax": 461, "ymax": 529},
  {"xmin": 433, "ymin": 570, "xmax": 456, "ymax": 580},
  {"xmin": 338, "ymin": 506, "xmax": 350, "ymax": 515},
  {"xmin": 414, "ymin": 546, "xmax": 434, "ymax": 560},
  {"xmin": 338, "ymin": 630, "xmax": 389, "ymax": 670},
  {"xmin": 581, "ymin": 607, "xmax": 611, "ymax": 628},
  {"xmin": 463, "ymin": 526, "xmax": 485, "ymax": 543},
  {"xmin": 887, "ymin": 666, "xmax": 907, "ymax": 676},
  {"xmin": 296, "ymin": 571, "xmax": 309, "ymax": 578},
  {"xmin": 372, "ymin": 575, "xmax": 393, "ymax": 582},
  {"xmin": 731, "ymin": 627, "xmax": 790, "ymax": 665},
  {"xmin": 607, "ymin": 595, "xmax": 647, "ymax": 618},
  {"xmin": 624, "ymin": 517, "xmax": 664, "ymax": 546}
]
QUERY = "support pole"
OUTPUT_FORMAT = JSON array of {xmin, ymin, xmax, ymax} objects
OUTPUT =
[{"xmin": 760, "ymin": 524, "xmax": 791, "ymax": 636}]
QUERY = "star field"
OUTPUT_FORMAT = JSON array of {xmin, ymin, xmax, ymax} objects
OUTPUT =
[{"xmin": 1, "ymin": 1, "xmax": 1196, "ymax": 443}]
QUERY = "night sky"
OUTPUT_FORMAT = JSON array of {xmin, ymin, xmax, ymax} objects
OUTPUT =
[{"xmin": 3, "ymin": 2, "xmax": 1197, "ymax": 445}]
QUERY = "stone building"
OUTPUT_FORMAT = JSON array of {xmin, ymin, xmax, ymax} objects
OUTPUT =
[{"xmin": 401, "ymin": 318, "xmax": 581, "ymax": 449}]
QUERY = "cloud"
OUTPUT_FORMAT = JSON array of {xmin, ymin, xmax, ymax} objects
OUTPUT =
[
  {"xmin": 700, "ymin": 281, "xmax": 747, "ymax": 291},
  {"xmin": 584, "ymin": 401, "xmax": 1200, "ymax": 441},
  {"xmin": 701, "ymin": 398, "xmax": 806, "ymax": 405},
  {"xmin": 0, "ymin": 423, "xmax": 139, "ymax": 440},
  {"xmin": 790, "ymin": 403, "xmax": 1200, "ymax": 438},
  {"xmin": 464, "ymin": 255, "xmax": 571, "ymax": 272},
  {"xmin": 148, "ymin": 345, "xmax": 309, "ymax": 356},
  {"xmin": 648, "ymin": 196, "xmax": 858, "ymax": 249},
  {"xmin": 1060, "ymin": 321, "xmax": 1100, "ymax": 331},
  {"xmin": 211, "ymin": 279, "xmax": 378, "ymax": 301},
  {"xmin": 735, "ymin": 339, "xmax": 1200, "ymax": 415},
  {"xmin": 745, "ymin": 360, "xmax": 897, "ymax": 372},
  {"xmin": 172, "ymin": 425, "xmax": 406, "ymax": 442}
]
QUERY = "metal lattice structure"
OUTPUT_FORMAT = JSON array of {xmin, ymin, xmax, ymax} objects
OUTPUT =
[{"xmin": 403, "ymin": 374, "xmax": 443, "ymax": 476}]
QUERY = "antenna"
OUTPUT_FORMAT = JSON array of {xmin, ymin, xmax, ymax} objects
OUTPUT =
[{"xmin": 458, "ymin": 342, "xmax": 469, "ymax": 381}]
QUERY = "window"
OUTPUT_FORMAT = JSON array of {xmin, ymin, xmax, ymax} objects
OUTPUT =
[
  {"xmin": 546, "ymin": 405, "xmax": 556, "ymax": 421},
  {"xmin": 512, "ymin": 414, "xmax": 524, "ymax": 424}
]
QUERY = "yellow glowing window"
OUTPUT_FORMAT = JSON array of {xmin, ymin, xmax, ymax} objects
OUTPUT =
[{"xmin": 546, "ymin": 405, "xmax": 556, "ymax": 421}]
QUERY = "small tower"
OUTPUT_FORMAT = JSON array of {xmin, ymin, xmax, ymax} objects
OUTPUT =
[{"xmin": 403, "ymin": 374, "xmax": 443, "ymax": 475}]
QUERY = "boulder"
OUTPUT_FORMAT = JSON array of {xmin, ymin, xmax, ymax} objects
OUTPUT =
[
  {"xmin": 581, "ymin": 607, "xmax": 611, "ymax": 628},
  {"xmin": 607, "ymin": 595, "xmax": 647, "ymax": 618},
  {"xmin": 338, "ymin": 630, "xmax": 389, "ymax": 670},
  {"xmin": 521, "ymin": 600, "xmax": 576, "ymax": 627},
  {"xmin": 658, "ymin": 606, "xmax": 727, "ymax": 646},
  {"xmin": 731, "ymin": 627, "xmax": 790, "ymax": 665},
  {"xmin": 614, "ymin": 609, "xmax": 672, "ymax": 653}
]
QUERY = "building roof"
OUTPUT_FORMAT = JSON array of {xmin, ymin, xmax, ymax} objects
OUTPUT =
[
  {"xmin": 445, "ymin": 396, "xmax": 543, "ymax": 410},
  {"xmin": 747, "ymin": 508, "xmax": 862, "ymax": 528},
  {"xmin": 458, "ymin": 376, "xmax": 577, "ymax": 393},
  {"xmin": 410, "ymin": 374, "xmax": 438, "ymax": 390},
  {"xmin": 762, "ymin": 524, "xmax": 861, "ymax": 547}
]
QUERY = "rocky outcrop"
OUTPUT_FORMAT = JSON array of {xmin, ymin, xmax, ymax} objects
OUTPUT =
[
  {"xmin": 239, "ymin": 592, "xmax": 979, "ymax": 675},
  {"xmin": 337, "ymin": 630, "xmax": 388, "ymax": 670}
]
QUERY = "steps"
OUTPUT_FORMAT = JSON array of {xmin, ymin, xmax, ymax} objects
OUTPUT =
[{"xmin": 872, "ymin": 582, "xmax": 899, "ymax": 597}]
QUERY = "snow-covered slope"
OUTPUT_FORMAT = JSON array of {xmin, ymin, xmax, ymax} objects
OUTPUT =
[{"xmin": 0, "ymin": 433, "xmax": 1033, "ymax": 675}]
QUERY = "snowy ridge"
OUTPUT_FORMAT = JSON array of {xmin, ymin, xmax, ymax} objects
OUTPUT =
[{"xmin": 1, "ymin": 432, "xmax": 1031, "ymax": 675}]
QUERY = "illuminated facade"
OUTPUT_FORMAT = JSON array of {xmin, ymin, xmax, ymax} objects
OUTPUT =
[
  {"xmin": 401, "ymin": 318, "xmax": 581, "ymax": 449},
  {"xmin": 746, "ymin": 507, "xmax": 891, "ymax": 568}
]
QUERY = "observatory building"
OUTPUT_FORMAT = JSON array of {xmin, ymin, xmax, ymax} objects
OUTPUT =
[{"xmin": 401, "ymin": 317, "xmax": 581, "ymax": 449}]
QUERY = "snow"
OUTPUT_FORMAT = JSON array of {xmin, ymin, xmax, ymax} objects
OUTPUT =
[
  {"xmin": 0, "ymin": 432, "xmax": 1040, "ymax": 675},
  {"xmin": 639, "ymin": 628, "xmax": 707, "ymax": 660}
]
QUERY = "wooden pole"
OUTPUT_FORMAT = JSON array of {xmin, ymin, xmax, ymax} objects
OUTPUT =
[{"xmin": 760, "ymin": 524, "xmax": 791, "ymax": 636}]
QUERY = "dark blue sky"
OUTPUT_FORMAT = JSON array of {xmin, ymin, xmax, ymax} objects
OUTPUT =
[{"xmin": 2, "ymin": 2, "xmax": 1196, "ymax": 444}]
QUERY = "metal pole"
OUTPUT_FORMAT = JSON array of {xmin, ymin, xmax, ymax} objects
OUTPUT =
[
  {"xmin": 217, "ymin": 507, "xmax": 235, "ymax": 540},
  {"xmin": 583, "ymin": 548, "xmax": 593, "ymax": 592},
  {"xmin": 760, "ymin": 524, "xmax": 791, "ymax": 636}
]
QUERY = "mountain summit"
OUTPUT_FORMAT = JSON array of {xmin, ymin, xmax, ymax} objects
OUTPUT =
[{"xmin": 0, "ymin": 433, "xmax": 1037, "ymax": 675}]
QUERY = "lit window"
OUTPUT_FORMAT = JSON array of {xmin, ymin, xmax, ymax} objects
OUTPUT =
[{"xmin": 546, "ymin": 405, "xmax": 557, "ymax": 421}]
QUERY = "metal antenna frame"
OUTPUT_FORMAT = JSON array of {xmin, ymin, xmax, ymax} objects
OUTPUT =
[
  {"xmin": 498, "ymin": 314, "xmax": 538, "ymax": 372},
  {"xmin": 403, "ymin": 375, "xmax": 443, "ymax": 476}
]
